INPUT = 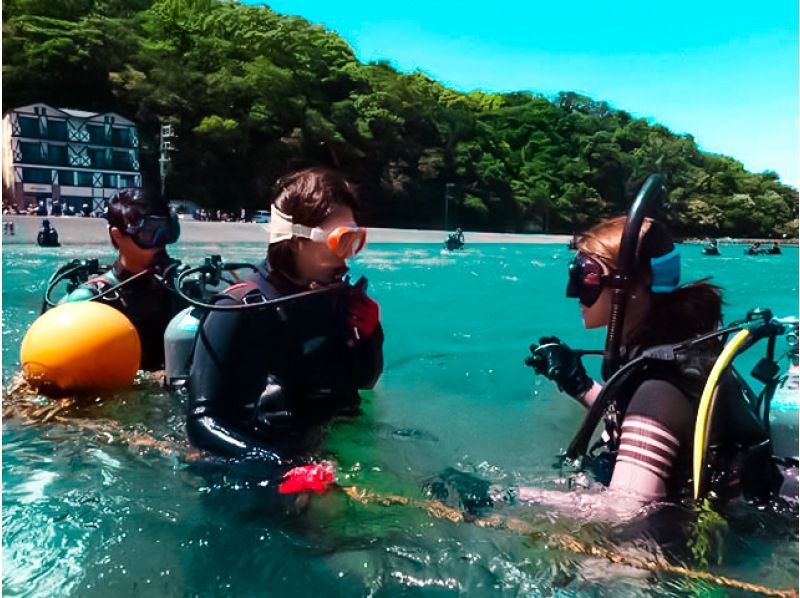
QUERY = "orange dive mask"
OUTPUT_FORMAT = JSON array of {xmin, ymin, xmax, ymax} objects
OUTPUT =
[{"xmin": 269, "ymin": 207, "xmax": 367, "ymax": 258}]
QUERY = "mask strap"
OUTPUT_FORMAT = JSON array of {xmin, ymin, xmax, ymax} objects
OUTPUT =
[{"xmin": 650, "ymin": 247, "xmax": 681, "ymax": 293}]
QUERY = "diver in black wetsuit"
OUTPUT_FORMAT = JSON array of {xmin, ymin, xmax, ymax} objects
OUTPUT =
[
  {"xmin": 37, "ymin": 219, "xmax": 60, "ymax": 247},
  {"xmin": 187, "ymin": 168, "xmax": 383, "ymax": 465},
  {"xmin": 746, "ymin": 241, "xmax": 762, "ymax": 255},
  {"xmin": 522, "ymin": 213, "xmax": 782, "ymax": 515},
  {"xmin": 61, "ymin": 189, "xmax": 187, "ymax": 370}
]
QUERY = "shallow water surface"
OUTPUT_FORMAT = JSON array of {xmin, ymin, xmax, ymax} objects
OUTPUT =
[{"xmin": 3, "ymin": 242, "xmax": 798, "ymax": 596}]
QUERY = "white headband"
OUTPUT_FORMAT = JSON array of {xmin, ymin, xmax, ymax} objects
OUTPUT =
[{"xmin": 269, "ymin": 206, "xmax": 327, "ymax": 244}]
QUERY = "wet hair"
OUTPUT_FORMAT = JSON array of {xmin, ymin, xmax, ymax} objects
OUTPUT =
[
  {"xmin": 106, "ymin": 188, "xmax": 170, "ymax": 233},
  {"xmin": 577, "ymin": 216, "xmax": 723, "ymax": 346},
  {"xmin": 268, "ymin": 167, "xmax": 360, "ymax": 277}
]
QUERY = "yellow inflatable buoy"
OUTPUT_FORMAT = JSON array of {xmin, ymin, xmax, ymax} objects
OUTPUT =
[{"xmin": 21, "ymin": 302, "xmax": 141, "ymax": 394}]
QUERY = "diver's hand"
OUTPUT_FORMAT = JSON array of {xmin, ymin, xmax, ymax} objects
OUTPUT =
[
  {"xmin": 254, "ymin": 375, "xmax": 292, "ymax": 430},
  {"xmin": 525, "ymin": 336, "xmax": 592, "ymax": 399},
  {"xmin": 347, "ymin": 280, "xmax": 380, "ymax": 339}
]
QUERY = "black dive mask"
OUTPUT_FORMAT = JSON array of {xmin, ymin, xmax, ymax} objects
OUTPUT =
[
  {"xmin": 125, "ymin": 214, "xmax": 180, "ymax": 249},
  {"xmin": 566, "ymin": 252, "xmax": 608, "ymax": 308}
]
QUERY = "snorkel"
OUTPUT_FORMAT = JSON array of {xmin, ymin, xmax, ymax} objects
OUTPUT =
[{"xmin": 601, "ymin": 174, "xmax": 666, "ymax": 380}]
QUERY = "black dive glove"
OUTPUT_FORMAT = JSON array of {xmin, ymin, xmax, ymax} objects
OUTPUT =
[{"xmin": 525, "ymin": 336, "xmax": 592, "ymax": 399}]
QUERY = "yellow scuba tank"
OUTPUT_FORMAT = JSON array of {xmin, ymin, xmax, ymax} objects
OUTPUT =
[
  {"xmin": 21, "ymin": 301, "xmax": 141, "ymax": 394},
  {"xmin": 692, "ymin": 313, "xmax": 799, "ymax": 500}
]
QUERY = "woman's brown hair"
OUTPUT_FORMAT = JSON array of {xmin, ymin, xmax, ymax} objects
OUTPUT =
[
  {"xmin": 577, "ymin": 216, "xmax": 723, "ymax": 346},
  {"xmin": 267, "ymin": 167, "xmax": 360, "ymax": 278}
]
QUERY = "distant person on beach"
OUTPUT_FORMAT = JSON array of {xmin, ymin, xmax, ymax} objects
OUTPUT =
[
  {"xmin": 51, "ymin": 200, "xmax": 62, "ymax": 217},
  {"xmin": 81, "ymin": 203, "xmax": 91, "ymax": 217},
  {"xmin": 36, "ymin": 219, "xmax": 60, "ymax": 247},
  {"xmin": 36, "ymin": 200, "xmax": 47, "ymax": 216},
  {"xmin": 185, "ymin": 167, "xmax": 383, "ymax": 488},
  {"xmin": 60, "ymin": 189, "xmax": 188, "ymax": 370}
]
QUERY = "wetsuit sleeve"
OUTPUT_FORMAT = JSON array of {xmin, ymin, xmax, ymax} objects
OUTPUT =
[
  {"xmin": 609, "ymin": 379, "xmax": 693, "ymax": 499},
  {"xmin": 186, "ymin": 295, "xmax": 282, "ymax": 464}
]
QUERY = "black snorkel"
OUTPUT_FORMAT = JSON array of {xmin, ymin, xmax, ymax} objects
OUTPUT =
[{"xmin": 601, "ymin": 174, "xmax": 666, "ymax": 380}]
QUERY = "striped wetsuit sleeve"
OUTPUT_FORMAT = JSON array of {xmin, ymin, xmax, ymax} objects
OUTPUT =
[{"xmin": 609, "ymin": 379, "xmax": 693, "ymax": 499}]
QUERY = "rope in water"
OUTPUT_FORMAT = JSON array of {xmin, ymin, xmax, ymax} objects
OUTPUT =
[{"xmin": 342, "ymin": 486, "xmax": 797, "ymax": 598}]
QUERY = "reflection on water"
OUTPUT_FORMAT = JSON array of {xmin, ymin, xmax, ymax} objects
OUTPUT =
[{"xmin": 3, "ymin": 243, "xmax": 798, "ymax": 596}]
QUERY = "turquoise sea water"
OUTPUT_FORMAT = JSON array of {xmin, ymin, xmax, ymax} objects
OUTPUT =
[{"xmin": 3, "ymin": 242, "xmax": 798, "ymax": 596}]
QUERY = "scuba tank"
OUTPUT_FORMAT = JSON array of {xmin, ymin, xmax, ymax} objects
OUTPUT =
[
  {"xmin": 770, "ymin": 327, "xmax": 799, "ymax": 460},
  {"xmin": 164, "ymin": 307, "xmax": 202, "ymax": 389},
  {"xmin": 41, "ymin": 258, "xmax": 105, "ymax": 313}
]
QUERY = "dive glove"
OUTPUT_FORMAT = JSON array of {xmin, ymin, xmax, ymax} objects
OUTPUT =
[
  {"xmin": 525, "ymin": 336, "xmax": 592, "ymax": 398},
  {"xmin": 347, "ymin": 277, "xmax": 380, "ymax": 339}
]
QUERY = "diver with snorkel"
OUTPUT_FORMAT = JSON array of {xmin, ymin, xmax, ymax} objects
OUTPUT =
[{"xmin": 521, "ymin": 176, "xmax": 797, "ymax": 514}]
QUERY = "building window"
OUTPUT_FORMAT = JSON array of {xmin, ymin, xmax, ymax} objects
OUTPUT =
[
  {"xmin": 48, "ymin": 120, "xmax": 68, "ymax": 141},
  {"xmin": 119, "ymin": 175, "xmax": 137, "ymax": 188},
  {"xmin": 19, "ymin": 142, "xmax": 42, "ymax": 162},
  {"xmin": 57, "ymin": 170, "xmax": 76, "ymax": 186},
  {"xmin": 76, "ymin": 171, "xmax": 94, "ymax": 187},
  {"xmin": 22, "ymin": 167, "xmax": 51, "ymax": 184},
  {"xmin": 88, "ymin": 148, "xmax": 107, "ymax": 169},
  {"xmin": 87, "ymin": 124, "xmax": 106, "ymax": 144},
  {"xmin": 102, "ymin": 173, "xmax": 118, "ymax": 188},
  {"xmin": 111, "ymin": 128, "xmax": 130, "ymax": 147},
  {"xmin": 111, "ymin": 150, "xmax": 132, "ymax": 170},
  {"xmin": 48, "ymin": 144, "xmax": 68, "ymax": 166},
  {"xmin": 18, "ymin": 117, "xmax": 39, "ymax": 138}
]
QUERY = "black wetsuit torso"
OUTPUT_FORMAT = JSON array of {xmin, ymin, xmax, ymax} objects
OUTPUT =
[
  {"xmin": 187, "ymin": 262, "xmax": 384, "ymax": 462},
  {"xmin": 64, "ymin": 252, "xmax": 187, "ymax": 370},
  {"xmin": 37, "ymin": 228, "xmax": 60, "ymax": 247},
  {"xmin": 590, "ymin": 341, "xmax": 775, "ymax": 499}
]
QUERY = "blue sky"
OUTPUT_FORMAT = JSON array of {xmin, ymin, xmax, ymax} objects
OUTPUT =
[{"xmin": 253, "ymin": 1, "xmax": 798, "ymax": 188}]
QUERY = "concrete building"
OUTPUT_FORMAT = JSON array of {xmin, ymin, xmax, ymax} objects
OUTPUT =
[{"xmin": 2, "ymin": 102, "xmax": 141, "ymax": 213}]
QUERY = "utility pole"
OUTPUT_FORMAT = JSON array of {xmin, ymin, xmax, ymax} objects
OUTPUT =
[
  {"xmin": 159, "ymin": 123, "xmax": 177, "ymax": 198},
  {"xmin": 444, "ymin": 183, "xmax": 455, "ymax": 231}
]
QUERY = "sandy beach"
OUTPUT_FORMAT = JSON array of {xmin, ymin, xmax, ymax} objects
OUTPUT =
[
  {"xmin": 2, "ymin": 215, "xmax": 571, "ymax": 246},
  {"xmin": 3, "ymin": 215, "xmax": 795, "ymax": 247}
]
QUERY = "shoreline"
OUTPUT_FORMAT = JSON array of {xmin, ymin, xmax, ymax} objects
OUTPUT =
[
  {"xmin": 1, "ymin": 215, "xmax": 796, "ymax": 246},
  {"xmin": 2, "ymin": 215, "xmax": 570, "ymax": 245}
]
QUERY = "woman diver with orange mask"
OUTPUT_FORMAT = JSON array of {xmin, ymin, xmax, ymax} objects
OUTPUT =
[{"xmin": 186, "ymin": 168, "xmax": 383, "ymax": 476}]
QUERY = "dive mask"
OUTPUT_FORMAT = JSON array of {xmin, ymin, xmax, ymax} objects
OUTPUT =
[
  {"xmin": 269, "ymin": 206, "xmax": 367, "ymax": 259},
  {"xmin": 566, "ymin": 252, "xmax": 608, "ymax": 307},
  {"xmin": 125, "ymin": 213, "xmax": 181, "ymax": 249}
]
